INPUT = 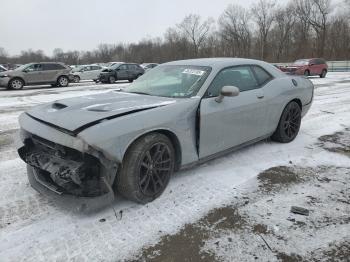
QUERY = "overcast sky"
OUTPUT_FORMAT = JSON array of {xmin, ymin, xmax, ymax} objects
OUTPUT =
[{"xmin": 1, "ymin": 0, "xmax": 260, "ymax": 56}]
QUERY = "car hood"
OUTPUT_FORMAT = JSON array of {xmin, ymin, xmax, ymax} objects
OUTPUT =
[
  {"xmin": 26, "ymin": 91, "xmax": 177, "ymax": 135},
  {"xmin": 0, "ymin": 69, "xmax": 14, "ymax": 75}
]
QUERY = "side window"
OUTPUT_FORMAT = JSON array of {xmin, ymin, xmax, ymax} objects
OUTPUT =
[
  {"xmin": 128, "ymin": 64, "xmax": 137, "ymax": 70},
  {"xmin": 206, "ymin": 66, "xmax": 258, "ymax": 97},
  {"xmin": 43, "ymin": 63, "xmax": 56, "ymax": 70},
  {"xmin": 27, "ymin": 64, "xmax": 43, "ymax": 71},
  {"xmin": 119, "ymin": 65, "xmax": 128, "ymax": 70},
  {"xmin": 316, "ymin": 59, "xmax": 325, "ymax": 65},
  {"xmin": 252, "ymin": 66, "xmax": 273, "ymax": 86},
  {"xmin": 43, "ymin": 63, "xmax": 65, "ymax": 70}
]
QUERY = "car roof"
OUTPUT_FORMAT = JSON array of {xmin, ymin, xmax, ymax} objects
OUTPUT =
[
  {"xmin": 26, "ymin": 62, "xmax": 66, "ymax": 65},
  {"xmin": 164, "ymin": 58, "xmax": 271, "ymax": 69}
]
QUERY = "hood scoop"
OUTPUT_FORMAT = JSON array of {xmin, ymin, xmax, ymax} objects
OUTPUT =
[{"xmin": 52, "ymin": 103, "xmax": 68, "ymax": 110}]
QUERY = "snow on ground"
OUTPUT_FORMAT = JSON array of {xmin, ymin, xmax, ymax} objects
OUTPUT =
[{"xmin": 0, "ymin": 73, "xmax": 349, "ymax": 261}]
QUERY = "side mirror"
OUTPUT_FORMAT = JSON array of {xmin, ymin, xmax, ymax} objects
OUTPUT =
[
  {"xmin": 309, "ymin": 63, "xmax": 315, "ymax": 66},
  {"xmin": 215, "ymin": 86, "xmax": 240, "ymax": 103}
]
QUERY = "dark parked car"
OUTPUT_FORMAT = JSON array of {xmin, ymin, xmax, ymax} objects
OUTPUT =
[
  {"xmin": 280, "ymin": 58, "xmax": 328, "ymax": 78},
  {"xmin": 99, "ymin": 63, "xmax": 145, "ymax": 84},
  {"xmin": 141, "ymin": 63, "xmax": 159, "ymax": 71}
]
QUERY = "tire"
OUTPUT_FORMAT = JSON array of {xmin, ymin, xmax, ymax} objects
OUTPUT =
[
  {"xmin": 320, "ymin": 69, "xmax": 327, "ymax": 78},
  {"xmin": 8, "ymin": 78, "xmax": 24, "ymax": 90},
  {"xmin": 117, "ymin": 133, "xmax": 175, "ymax": 204},
  {"xmin": 73, "ymin": 75, "xmax": 80, "ymax": 83},
  {"xmin": 57, "ymin": 76, "xmax": 69, "ymax": 87},
  {"xmin": 109, "ymin": 76, "xmax": 116, "ymax": 84},
  {"xmin": 271, "ymin": 101, "xmax": 302, "ymax": 143},
  {"xmin": 304, "ymin": 70, "xmax": 310, "ymax": 77},
  {"xmin": 128, "ymin": 79, "xmax": 134, "ymax": 83}
]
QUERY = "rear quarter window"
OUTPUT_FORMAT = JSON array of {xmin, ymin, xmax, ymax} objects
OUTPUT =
[
  {"xmin": 43, "ymin": 63, "xmax": 66, "ymax": 70},
  {"xmin": 251, "ymin": 66, "xmax": 273, "ymax": 86}
]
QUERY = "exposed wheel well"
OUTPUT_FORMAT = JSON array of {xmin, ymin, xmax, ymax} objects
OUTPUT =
[
  {"xmin": 124, "ymin": 130, "xmax": 182, "ymax": 171},
  {"xmin": 291, "ymin": 98, "xmax": 302, "ymax": 110}
]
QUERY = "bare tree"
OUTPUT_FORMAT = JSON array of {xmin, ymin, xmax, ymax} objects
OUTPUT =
[
  {"xmin": 251, "ymin": 0, "xmax": 276, "ymax": 60},
  {"xmin": 295, "ymin": 0, "xmax": 331, "ymax": 57},
  {"xmin": 270, "ymin": 4, "xmax": 296, "ymax": 61},
  {"xmin": 177, "ymin": 14, "xmax": 214, "ymax": 57},
  {"xmin": 219, "ymin": 4, "xmax": 251, "ymax": 57}
]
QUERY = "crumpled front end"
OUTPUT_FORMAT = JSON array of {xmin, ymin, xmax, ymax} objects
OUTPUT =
[{"xmin": 18, "ymin": 131, "xmax": 118, "ymax": 212}]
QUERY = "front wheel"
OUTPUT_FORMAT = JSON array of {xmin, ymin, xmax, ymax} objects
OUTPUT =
[
  {"xmin": 57, "ymin": 76, "xmax": 69, "ymax": 87},
  {"xmin": 271, "ymin": 101, "xmax": 301, "ymax": 143},
  {"xmin": 117, "ymin": 133, "xmax": 175, "ymax": 204},
  {"xmin": 8, "ymin": 78, "xmax": 24, "ymax": 90},
  {"xmin": 109, "ymin": 76, "xmax": 116, "ymax": 84},
  {"xmin": 320, "ymin": 70, "xmax": 327, "ymax": 78},
  {"xmin": 73, "ymin": 75, "xmax": 80, "ymax": 83},
  {"xmin": 304, "ymin": 70, "xmax": 310, "ymax": 77}
]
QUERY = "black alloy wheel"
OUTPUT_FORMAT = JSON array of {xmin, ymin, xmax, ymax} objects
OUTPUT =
[
  {"xmin": 272, "ymin": 101, "xmax": 302, "ymax": 143},
  {"xmin": 139, "ymin": 143, "xmax": 172, "ymax": 196}
]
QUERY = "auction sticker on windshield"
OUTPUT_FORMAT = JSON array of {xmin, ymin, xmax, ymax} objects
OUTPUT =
[{"xmin": 182, "ymin": 69, "xmax": 205, "ymax": 76}]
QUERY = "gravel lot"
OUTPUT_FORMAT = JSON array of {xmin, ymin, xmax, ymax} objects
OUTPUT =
[{"xmin": 0, "ymin": 74, "xmax": 349, "ymax": 261}]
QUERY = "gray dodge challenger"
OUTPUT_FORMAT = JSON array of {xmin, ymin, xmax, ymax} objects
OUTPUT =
[{"xmin": 17, "ymin": 58, "xmax": 314, "ymax": 210}]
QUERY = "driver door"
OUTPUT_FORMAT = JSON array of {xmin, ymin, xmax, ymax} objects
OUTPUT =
[
  {"xmin": 199, "ymin": 65, "xmax": 268, "ymax": 158},
  {"xmin": 24, "ymin": 64, "xmax": 44, "ymax": 84},
  {"xmin": 117, "ymin": 64, "xmax": 129, "ymax": 80}
]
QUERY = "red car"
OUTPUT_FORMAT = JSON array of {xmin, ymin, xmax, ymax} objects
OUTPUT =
[{"xmin": 280, "ymin": 58, "xmax": 328, "ymax": 78}]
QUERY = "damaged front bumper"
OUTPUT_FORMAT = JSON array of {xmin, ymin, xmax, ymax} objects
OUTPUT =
[{"xmin": 18, "ymin": 131, "xmax": 118, "ymax": 212}]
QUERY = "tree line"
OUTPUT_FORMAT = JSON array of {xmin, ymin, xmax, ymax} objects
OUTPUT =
[{"xmin": 1, "ymin": 0, "xmax": 349, "ymax": 66}]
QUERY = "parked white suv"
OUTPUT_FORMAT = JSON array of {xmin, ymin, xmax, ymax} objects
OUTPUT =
[{"xmin": 71, "ymin": 64, "xmax": 105, "ymax": 83}]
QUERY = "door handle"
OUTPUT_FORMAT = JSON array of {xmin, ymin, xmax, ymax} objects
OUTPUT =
[{"xmin": 257, "ymin": 95, "xmax": 264, "ymax": 99}]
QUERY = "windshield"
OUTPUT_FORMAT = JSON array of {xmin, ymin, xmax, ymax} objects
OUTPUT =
[
  {"xmin": 14, "ymin": 64, "xmax": 32, "ymax": 71},
  {"xmin": 72, "ymin": 66, "xmax": 84, "ymax": 72},
  {"xmin": 109, "ymin": 63, "xmax": 123, "ymax": 69},
  {"xmin": 123, "ymin": 65, "xmax": 211, "ymax": 98},
  {"xmin": 293, "ymin": 60, "xmax": 309, "ymax": 66}
]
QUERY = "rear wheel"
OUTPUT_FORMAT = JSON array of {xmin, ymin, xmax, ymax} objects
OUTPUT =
[
  {"xmin": 271, "ymin": 101, "xmax": 301, "ymax": 143},
  {"xmin": 117, "ymin": 133, "xmax": 175, "ymax": 204},
  {"xmin": 109, "ymin": 76, "xmax": 116, "ymax": 84},
  {"xmin": 73, "ymin": 75, "xmax": 80, "ymax": 83},
  {"xmin": 8, "ymin": 78, "xmax": 24, "ymax": 90},
  {"xmin": 320, "ymin": 69, "xmax": 327, "ymax": 78},
  {"xmin": 57, "ymin": 76, "xmax": 69, "ymax": 87}
]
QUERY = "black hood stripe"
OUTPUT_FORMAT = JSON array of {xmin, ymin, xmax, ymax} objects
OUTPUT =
[{"xmin": 26, "ymin": 106, "xmax": 162, "ymax": 136}]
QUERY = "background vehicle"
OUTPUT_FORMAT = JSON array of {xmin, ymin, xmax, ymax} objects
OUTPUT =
[
  {"xmin": 17, "ymin": 58, "xmax": 314, "ymax": 208},
  {"xmin": 0, "ymin": 65, "xmax": 7, "ymax": 72},
  {"xmin": 280, "ymin": 58, "xmax": 328, "ymax": 78},
  {"xmin": 71, "ymin": 64, "xmax": 105, "ymax": 83},
  {"xmin": 0, "ymin": 62, "xmax": 72, "ymax": 90},
  {"xmin": 141, "ymin": 63, "xmax": 159, "ymax": 71},
  {"xmin": 99, "ymin": 63, "xmax": 145, "ymax": 83}
]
